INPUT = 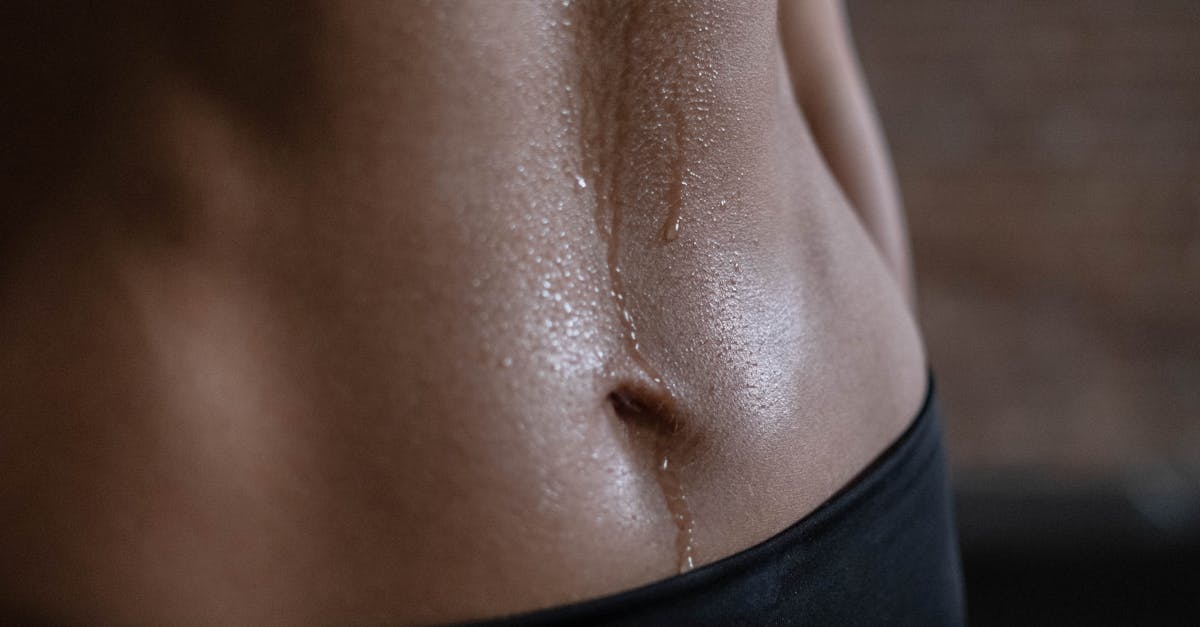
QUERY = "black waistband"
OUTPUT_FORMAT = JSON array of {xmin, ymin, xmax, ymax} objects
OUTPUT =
[{"xmin": 468, "ymin": 376, "xmax": 964, "ymax": 626}]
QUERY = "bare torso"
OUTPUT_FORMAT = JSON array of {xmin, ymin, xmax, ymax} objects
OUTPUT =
[{"xmin": 0, "ymin": 2, "xmax": 924, "ymax": 623}]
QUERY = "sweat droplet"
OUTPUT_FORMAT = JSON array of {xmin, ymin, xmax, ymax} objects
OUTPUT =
[
  {"xmin": 660, "ymin": 98, "xmax": 687, "ymax": 243},
  {"xmin": 575, "ymin": 174, "xmax": 588, "ymax": 189},
  {"xmin": 662, "ymin": 218, "xmax": 680, "ymax": 242}
]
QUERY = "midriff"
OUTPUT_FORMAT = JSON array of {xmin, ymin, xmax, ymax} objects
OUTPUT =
[{"xmin": 0, "ymin": 2, "xmax": 925, "ymax": 624}]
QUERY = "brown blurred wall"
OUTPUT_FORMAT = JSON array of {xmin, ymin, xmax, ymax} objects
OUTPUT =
[{"xmin": 847, "ymin": 0, "xmax": 1200, "ymax": 472}]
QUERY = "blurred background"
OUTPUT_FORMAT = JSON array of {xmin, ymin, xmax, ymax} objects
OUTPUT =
[{"xmin": 847, "ymin": 0, "xmax": 1200, "ymax": 623}]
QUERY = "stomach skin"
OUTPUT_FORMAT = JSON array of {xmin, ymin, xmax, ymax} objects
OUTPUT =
[{"xmin": 0, "ymin": 2, "xmax": 925, "ymax": 623}]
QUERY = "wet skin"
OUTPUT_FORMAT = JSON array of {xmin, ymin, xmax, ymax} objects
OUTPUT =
[{"xmin": 0, "ymin": 1, "xmax": 924, "ymax": 623}]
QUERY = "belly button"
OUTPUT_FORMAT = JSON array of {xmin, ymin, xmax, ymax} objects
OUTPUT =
[{"xmin": 608, "ymin": 385, "xmax": 697, "ymax": 574}]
